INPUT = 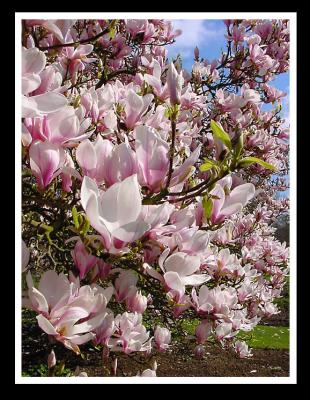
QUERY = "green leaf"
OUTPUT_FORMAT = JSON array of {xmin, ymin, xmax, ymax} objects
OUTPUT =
[
  {"xmin": 109, "ymin": 26, "xmax": 116, "ymax": 39},
  {"xmin": 202, "ymin": 196, "xmax": 213, "ymax": 219},
  {"xmin": 234, "ymin": 132, "xmax": 244, "ymax": 160},
  {"xmin": 200, "ymin": 158, "xmax": 217, "ymax": 172},
  {"xmin": 210, "ymin": 120, "xmax": 232, "ymax": 150},
  {"xmin": 81, "ymin": 218, "xmax": 90, "ymax": 236},
  {"xmin": 108, "ymin": 20, "xmax": 118, "ymax": 39},
  {"xmin": 72, "ymin": 206, "xmax": 79, "ymax": 229},
  {"xmin": 237, "ymin": 156, "xmax": 276, "ymax": 171},
  {"xmin": 78, "ymin": 215, "xmax": 84, "ymax": 227}
]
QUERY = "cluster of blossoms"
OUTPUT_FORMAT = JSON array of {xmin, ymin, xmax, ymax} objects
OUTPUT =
[{"xmin": 21, "ymin": 18, "xmax": 289, "ymax": 376}]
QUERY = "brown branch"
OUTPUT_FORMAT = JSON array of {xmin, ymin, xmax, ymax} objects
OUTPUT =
[
  {"xmin": 95, "ymin": 68, "xmax": 136, "ymax": 89},
  {"xmin": 38, "ymin": 27, "xmax": 110, "ymax": 51},
  {"xmin": 168, "ymin": 170, "xmax": 229, "ymax": 204},
  {"xmin": 164, "ymin": 119, "xmax": 177, "ymax": 190}
]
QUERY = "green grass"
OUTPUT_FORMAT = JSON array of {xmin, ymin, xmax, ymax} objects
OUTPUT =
[
  {"xmin": 22, "ymin": 364, "xmax": 73, "ymax": 377},
  {"xmin": 181, "ymin": 320, "xmax": 289, "ymax": 350},
  {"xmin": 238, "ymin": 325, "xmax": 289, "ymax": 349}
]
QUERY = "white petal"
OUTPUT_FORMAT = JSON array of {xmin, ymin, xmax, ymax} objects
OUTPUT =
[{"xmin": 37, "ymin": 314, "xmax": 57, "ymax": 335}]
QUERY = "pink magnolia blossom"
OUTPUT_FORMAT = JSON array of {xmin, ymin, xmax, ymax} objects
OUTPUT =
[
  {"xmin": 144, "ymin": 59, "xmax": 169, "ymax": 100},
  {"xmin": 167, "ymin": 62, "xmax": 184, "ymax": 105},
  {"xmin": 126, "ymin": 288, "xmax": 148, "ymax": 314},
  {"xmin": 191, "ymin": 285, "xmax": 238, "ymax": 318},
  {"xmin": 22, "ymin": 47, "xmax": 67, "ymax": 117},
  {"xmin": 206, "ymin": 248, "xmax": 244, "ymax": 278},
  {"xmin": 63, "ymin": 44, "xmax": 96, "ymax": 84},
  {"xmin": 135, "ymin": 125, "xmax": 169, "ymax": 192},
  {"xmin": 114, "ymin": 270, "xmax": 138, "ymax": 302},
  {"xmin": 81, "ymin": 174, "xmax": 150, "ymax": 250},
  {"xmin": 208, "ymin": 176, "xmax": 255, "ymax": 225},
  {"xmin": 48, "ymin": 349, "xmax": 56, "ymax": 369},
  {"xmin": 161, "ymin": 21, "xmax": 182, "ymax": 42},
  {"xmin": 215, "ymin": 322, "xmax": 234, "ymax": 340},
  {"xmin": 108, "ymin": 312, "xmax": 152, "ymax": 354},
  {"xmin": 32, "ymin": 65, "xmax": 63, "ymax": 96},
  {"xmin": 103, "ymin": 140, "xmax": 138, "ymax": 187},
  {"xmin": 154, "ymin": 326, "xmax": 171, "ymax": 352},
  {"xmin": 169, "ymin": 144, "xmax": 202, "ymax": 188},
  {"xmin": 71, "ymin": 240, "xmax": 98, "ymax": 279},
  {"xmin": 93, "ymin": 313, "xmax": 115, "ymax": 346},
  {"xmin": 121, "ymin": 90, "xmax": 153, "ymax": 129},
  {"xmin": 139, "ymin": 368, "xmax": 157, "ymax": 377},
  {"xmin": 195, "ymin": 320, "xmax": 212, "ymax": 344},
  {"xmin": 25, "ymin": 106, "xmax": 92, "ymax": 147},
  {"xmin": 76, "ymin": 136, "xmax": 113, "ymax": 184},
  {"xmin": 125, "ymin": 19, "xmax": 148, "ymax": 38},
  {"xmin": 174, "ymin": 228, "xmax": 210, "ymax": 256},
  {"xmin": 234, "ymin": 340, "xmax": 253, "ymax": 358},
  {"xmin": 22, "ymin": 47, "xmax": 46, "ymax": 95},
  {"xmin": 140, "ymin": 203, "xmax": 175, "ymax": 234},
  {"xmin": 91, "ymin": 260, "xmax": 112, "ymax": 282},
  {"xmin": 194, "ymin": 345, "xmax": 205, "ymax": 359},
  {"xmin": 29, "ymin": 140, "xmax": 65, "ymax": 189},
  {"xmin": 157, "ymin": 249, "xmax": 209, "ymax": 302},
  {"xmin": 24, "ymin": 270, "xmax": 111, "ymax": 353},
  {"xmin": 60, "ymin": 151, "xmax": 81, "ymax": 192}
]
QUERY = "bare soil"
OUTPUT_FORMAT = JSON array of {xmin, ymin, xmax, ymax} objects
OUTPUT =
[{"xmin": 22, "ymin": 323, "xmax": 289, "ymax": 377}]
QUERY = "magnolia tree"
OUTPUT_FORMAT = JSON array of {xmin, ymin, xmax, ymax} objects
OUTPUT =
[{"xmin": 21, "ymin": 19, "xmax": 290, "ymax": 377}]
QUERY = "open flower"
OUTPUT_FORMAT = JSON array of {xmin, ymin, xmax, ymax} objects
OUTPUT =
[
  {"xmin": 145, "ymin": 249, "xmax": 209, "ymax": 302},
  {"xmin": 22, "ymin": 47, "xmax": 67, "ymax": 117},
  {"xmin": 25, "ymin": 106, "xmax": 92, "ymax": 147},
  {"xmin": 24, "ymin": 270, "xmax": 111, "ymax": 354},
  {"xmin": 108, "ymin": 312, "xmax": 152, "ymax": 354},
  {"xmin": 121, "ymin": 90, "xmax": 153, "ymax": 129},
  {"xmin": 234, "ymin": 340, "xmax": 253, "ymax": 358},
  {"xmin": 191, "ymin": 285, "xmax": 238, "ymax": 318},
  {"xmin": 208, "ymin": 176, "xmax": 255, "ymax": 225},
  {"xmin": 76, "ymin": 135, "xmax": 113, "ymax": 185},
  {"xmin": 81, "ymin": 174, "xmax": 150, "ymax": 251}
]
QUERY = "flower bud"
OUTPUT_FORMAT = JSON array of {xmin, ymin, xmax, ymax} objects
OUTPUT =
[
  {"xmin": 167, "ymin": 62, "xmax": 183, "ymax": 106},
  {"xmin": 111, "ymin": 358, "xmax": 118, "ymax": 376},
  {"xmin": 48, "ymin": 349, "xmax": 56, "ymax": 369},
  {"xmin": 126, "ymin": 288, "xmax": 148, "ymax": 314},
  {"xmin": 71, "ymin": 240, "xmax": 98, "ymax": 280},
  {"xmin": 194, "ymin": 345, "xmax": 206, "ymax": 359},
  {"xmin": 195, "ymin": 320, "xmax": 212, "ymax": 344},
  {"xmin": 194, "ymin": 46, "xmax": 200, "ymax": 61},
  {"xmin": 154, "ymin": 326, "xmax": 171, "ymax": 352}
]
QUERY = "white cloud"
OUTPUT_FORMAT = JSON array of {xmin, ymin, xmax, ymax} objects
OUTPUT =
[{"xmin": 167, "ymin": 20, "xmax": 226, "ymax": 60}]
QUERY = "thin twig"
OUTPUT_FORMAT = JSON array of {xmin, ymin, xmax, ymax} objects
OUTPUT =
[
  {"xmin": 164, "ymin": 119, "xmax": 177, "ymax": 190},
  {"xmin": 38, "ymin": 27, "xmax": 110, "ymax": 51}
]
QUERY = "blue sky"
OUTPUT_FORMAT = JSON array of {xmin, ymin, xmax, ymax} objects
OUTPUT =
[{"xmin": 166, "ymin": 20, "xmax": 289, "ymax": 125}]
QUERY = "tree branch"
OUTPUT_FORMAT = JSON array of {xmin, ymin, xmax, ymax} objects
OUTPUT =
[
  {"xmin": 38, "ymin": 27, "xmax": 110, "ymax": 51},
  {"xmin": 164, "ymin": 119, "xmax": 177, "ymax": 190},
  {"xmin": 95, "ymin": 68, "xmax": 136, "ymax": 89}
]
